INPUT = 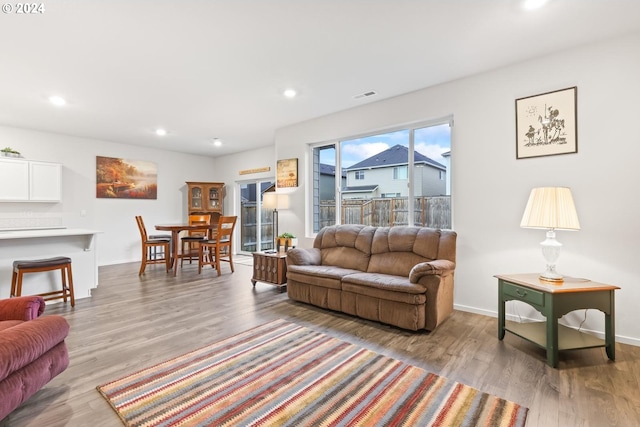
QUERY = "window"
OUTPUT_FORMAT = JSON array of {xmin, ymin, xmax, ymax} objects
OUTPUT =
[
  {"xmin": 311, "ymin": 119, "xmax": 452, "ymax": 232},
  {"xmin": 393, "ymin": 166, "xmax": 408, "ymax": 180},
  {"xmin": 313, "ymin": 144, "xmax": 337, "ymax": 232}
]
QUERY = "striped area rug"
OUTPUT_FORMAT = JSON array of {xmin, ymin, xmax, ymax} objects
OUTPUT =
[{"xmin": 97, "ymin": 319, "xmax": 528, "ymax": 427}]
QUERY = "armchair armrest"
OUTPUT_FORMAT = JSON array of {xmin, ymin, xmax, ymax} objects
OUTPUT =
[
  {"xmin": 0, "ymin": 296, "xmax": 46, "ymax": 321},
  {"xmin": 287, "ymin": 248, "xmax": 321, "ymax": 266},
  {"xmin": 409, "ymin": 260, "xmax": 456, "ymax": 283},
  {"xmin": 0, "ymin": 315, "xmax": 69, "ymax": 382}
]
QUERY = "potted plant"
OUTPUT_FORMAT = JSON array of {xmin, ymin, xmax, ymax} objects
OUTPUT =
[
  {"xmin": 0, "ymin": 147, "xmax": 20, "ymax": 157},
  {"xmin": 276, "ymin": 232, "xmax": 297, "ymax": 252}
]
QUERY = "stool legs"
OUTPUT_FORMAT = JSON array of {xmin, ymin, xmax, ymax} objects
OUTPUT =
[{"xmin": 10, "ymin": 261, "xmax": 75, "ymax": 307}]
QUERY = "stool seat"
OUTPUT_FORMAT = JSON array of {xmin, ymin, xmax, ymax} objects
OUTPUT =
[
  {"xmin": 11, "ymin": 257, "xmax": 75, "ymax": 307},
  {"xmin": 13, "ymin": 257, "xmax": 72, "ymax": 270}
]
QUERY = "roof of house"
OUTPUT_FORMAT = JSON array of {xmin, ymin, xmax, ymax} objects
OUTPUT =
[
  {"xmin": 320, "ymin": 163, "xmax": 346, "ymax": 178},
  {"xmin": 341, "ymin": 185, "xmax": 379, "ymax": 193},
  {"xmin": 346, "ymin": 144, "xmax": 445, "ymax": 171}
]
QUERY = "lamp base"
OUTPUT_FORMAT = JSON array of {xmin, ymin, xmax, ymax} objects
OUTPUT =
[
  {"xmin": 539, "ymin": 269, "xmax": 564, "ymax": 282},
  {"xmin": 539, "ymin": 230, "xmax": 564, "ymax": 282}
]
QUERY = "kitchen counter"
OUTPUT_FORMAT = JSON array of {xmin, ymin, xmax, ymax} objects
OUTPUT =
[{"xmin": 0, "ymin": 228, "xmax": 102, "ymax": 301}]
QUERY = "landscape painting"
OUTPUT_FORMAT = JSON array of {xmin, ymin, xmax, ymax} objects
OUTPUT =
[{"xmin": 96, "ymin": 156, "xmax": 158, "ymax": 199}]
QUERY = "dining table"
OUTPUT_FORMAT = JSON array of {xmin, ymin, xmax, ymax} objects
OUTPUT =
[{"xmin": 154, "ymin": 223, "xmax": 218, "ymax": 276}]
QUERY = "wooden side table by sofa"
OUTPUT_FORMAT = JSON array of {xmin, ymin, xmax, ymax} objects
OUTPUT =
[
  {"xmin": 496, "ymin": 273, "xmax": 619, "ymax": 368},
  {"xmin": 252, "ymin": 252, "xmax": 288, "ymax": 292}
]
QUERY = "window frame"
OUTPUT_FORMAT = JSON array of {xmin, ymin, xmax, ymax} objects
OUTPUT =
[{"xmin": 308, "ymin": 116, "xmax": 453, "ymax": 236}]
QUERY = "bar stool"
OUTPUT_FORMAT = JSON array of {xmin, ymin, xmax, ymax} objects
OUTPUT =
[{"xmin": 10, "ymin": 257, "xmax": 75, "ymax": 307}]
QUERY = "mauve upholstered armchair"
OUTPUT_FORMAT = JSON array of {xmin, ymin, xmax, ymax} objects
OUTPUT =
[{"xmin": 0, "ymin": 296, "xmax": 70, "ymax": 421}]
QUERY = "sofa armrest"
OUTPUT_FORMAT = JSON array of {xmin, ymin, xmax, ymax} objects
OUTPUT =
[
  {"xmin": 0, "ymin": 296, "xmax": 46, "ymax": 321},
  {"xmin": 0, "ymin": 315, "xmax": 70, "ymax": 382},
  {"xmin": 287, "ymin": 248, "xmax": 321, "ymax": 266},
  {"xmin": 409, "ymin": 260, "xmax": 456, "ymax": 283}
]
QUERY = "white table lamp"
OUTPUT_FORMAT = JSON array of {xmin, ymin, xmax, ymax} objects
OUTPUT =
[{"xmin": 520, "ymin": 187, "xmax": 580, "ymax": 281}]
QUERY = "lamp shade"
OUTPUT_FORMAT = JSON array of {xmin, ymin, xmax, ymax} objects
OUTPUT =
[
  {"xmin": 520, "ymin": 187, "xmax": 580, "ymax": 230},
  {"xmin": 262, "ymin": 193, "xmax": 289, "ymax": 210}
]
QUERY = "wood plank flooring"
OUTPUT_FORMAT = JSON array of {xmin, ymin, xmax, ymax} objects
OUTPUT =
[{"xmin": 3, "ymin": 259, "xmax": 639, "ymax": 426}]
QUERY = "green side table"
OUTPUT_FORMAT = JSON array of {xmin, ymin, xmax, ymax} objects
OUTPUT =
[{"xmin": 496, "ymin": 273, "xmax": 619, "ymax": 368}]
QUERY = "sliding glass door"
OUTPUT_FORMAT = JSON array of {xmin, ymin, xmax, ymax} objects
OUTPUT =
[{"xmin": 238, "ymin": 180, "xmax": 276, "ymax": 254}]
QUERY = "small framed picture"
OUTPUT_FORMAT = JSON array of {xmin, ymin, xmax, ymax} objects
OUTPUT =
[
  {"xmin": 515, "ymin": 86, "xmax": 577, "ymax": 159},
  {"xmin": 277, "ymin": 158, "xmax": 298, "ymax": 188}
]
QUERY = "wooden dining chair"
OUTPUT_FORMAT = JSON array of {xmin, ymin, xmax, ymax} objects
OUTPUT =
[
  {"xmin": 198, "ymin": 216, "xmax": 237, "ymax": 276},
  {"xmin": 180, "ymin": 214, "xmax": 211, "ymax": 267},
  {"xmin": 135, "ymin": 216, "xmax": 171, "ymax": 275}
]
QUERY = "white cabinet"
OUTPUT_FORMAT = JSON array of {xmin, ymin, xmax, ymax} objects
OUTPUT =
[
  {"xmin": 0, "ymin": 158, "xmax": 62, "ymax": 202},
  {"xmin": 29, "ymin": 161, "xmax": 61, "ymax": 201},
  {"xmin": 0, "ymin": 158, "xmax": 29, "ymax": 201}
]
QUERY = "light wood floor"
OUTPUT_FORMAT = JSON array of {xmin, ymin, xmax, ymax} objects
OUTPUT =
[{"xmin": 3, "ymin": 259, "xmax": 640, "ymax": 426}]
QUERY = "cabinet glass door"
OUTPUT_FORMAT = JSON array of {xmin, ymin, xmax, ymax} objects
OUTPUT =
[
  {"xmin": 191, "ymin": 186, "xmax": 203, "ymax": 209},
  {"xmin": 208, "ymin": 187, "xmax": 219, "ymax": 209}
]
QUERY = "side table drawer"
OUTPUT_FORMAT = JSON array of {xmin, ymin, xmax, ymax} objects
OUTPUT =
[{"xmin": 502, "ymin": 282, "xmax": 544, "ymax": 306}]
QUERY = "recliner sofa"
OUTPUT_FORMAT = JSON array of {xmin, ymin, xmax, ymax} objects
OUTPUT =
[
  {"xmin": 0, "ymin": 296, "xmax": 70, "ymax": 421},
  {"xmin": 286, "ymin": 224, "xmax": 457, "ymax": 331}
]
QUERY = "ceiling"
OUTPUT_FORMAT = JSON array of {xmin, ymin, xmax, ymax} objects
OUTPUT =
[{"xmin": 1, "ymin": 0, "xmax": 639, "ymax": 158}]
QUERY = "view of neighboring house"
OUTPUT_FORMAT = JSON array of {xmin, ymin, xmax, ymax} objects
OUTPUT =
[
  {"xmin": 342, "ymin": 144, "xmax": 447, "ymax": 199},
  {"xmin": 319, "ymin": 163, "xmax": 346, "ymax": 201}
]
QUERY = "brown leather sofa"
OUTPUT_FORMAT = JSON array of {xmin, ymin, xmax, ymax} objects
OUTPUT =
[{"xmin": 286, "ymin": 224, "xmax": 457, "ymax": 331}]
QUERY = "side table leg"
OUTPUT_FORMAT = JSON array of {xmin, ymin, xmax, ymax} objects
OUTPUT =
[
  {"xmin": 498, "ymin": 280, "xmax": 506, "ymax": 340},
  {"xmin": 605, "ymin": 290, "xmax": 616, "ymax": 361},
  {"xmin": 545, "ymin": 298, "xmax": 559, "ymax": 368}
]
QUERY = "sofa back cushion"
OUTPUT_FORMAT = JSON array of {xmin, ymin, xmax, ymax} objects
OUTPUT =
[
  {"xmin": 368, "ymin": 226, "xmax": 444, "ymax": 277},
  {"xmin": 314, "ymin": 224, "xmax": 375, "ymax": 272}
]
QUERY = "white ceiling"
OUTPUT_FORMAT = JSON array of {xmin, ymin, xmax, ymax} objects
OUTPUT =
[{"xmin": 1, "ymin": 0, "xmax": 639, "ymax": 158}]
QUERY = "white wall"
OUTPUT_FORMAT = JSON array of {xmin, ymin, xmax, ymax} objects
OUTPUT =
[
  {"xmin": 261, "ymin": 32, "xmax": 640, "ymax": 345},
  {"xmin": 0, "ymin": 126, "xmax": 218, "ymax": 267}
]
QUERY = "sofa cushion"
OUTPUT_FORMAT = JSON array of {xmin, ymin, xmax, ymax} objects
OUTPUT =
[
  {"xmin": 367, "ymin": 227, "xmax": 441, "ymax": 277},
  {"xmin": 342, "ymin": 273, "xmax": 427, "ymax": 304},
  {"xmin": 317, "ymin": 224, "xmax": 375, "ymax": 272},
  {"xmin": 287, "ymin": 265, "xmax": 362, "ymax": 290}
]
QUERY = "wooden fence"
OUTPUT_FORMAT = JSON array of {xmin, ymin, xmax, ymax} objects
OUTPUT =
[
  {"xmin": 321, "ymin": 196, "xmax": 451, "ymax": 229},
  {"xmin": 240, "ymin": 195, "xmax": 451, "ymax": 252}
]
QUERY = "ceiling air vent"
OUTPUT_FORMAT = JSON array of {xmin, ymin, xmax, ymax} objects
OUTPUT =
[{"xmin": 353, "ymin": 90, "xmax": 378, "ymax": 100}]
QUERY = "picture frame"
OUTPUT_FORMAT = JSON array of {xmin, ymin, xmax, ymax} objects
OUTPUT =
[
  {"xmin": 515, "ymin": 86, "xmax": 577, "ymax": 159},
  {"xmin": 276, "ymin": 158, "xmax": 298, "ymax": 188},
  {"xmin": 96, "ymin": 156, "xmax": 158, "ymax": 199}
]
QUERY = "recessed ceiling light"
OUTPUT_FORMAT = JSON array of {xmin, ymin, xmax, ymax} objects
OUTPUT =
[
  {"xmin": 213, "ymin": 138, "xmax": 222, "ymax": 147},
  {"xmin": 49, "ymin": 96, "xmax": 66, "ymax": 106},
  {"xmin": 523, "ymin": 0, "xmax": 549, "ymax": 10},
  {"xmin": 283, "ymin": 89, "xmax": 297, "ymax": 98},
  {"xmin": 155, "ymin": 128, "xmax": 167, "ymax": 136}
]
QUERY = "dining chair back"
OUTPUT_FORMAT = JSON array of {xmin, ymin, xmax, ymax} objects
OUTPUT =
[
  {"xmin": 135, "ymin": 215, "xmax": 171, "ymax": 275},
  {"xmin": 198, "ymin": 216, "xmax": 237, "ymax": 276},
  {"xmin": 180, "ymin": 214, "xmax": 211, "ymax": 266}
]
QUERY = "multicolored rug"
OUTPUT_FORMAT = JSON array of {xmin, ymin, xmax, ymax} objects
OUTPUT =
[{"xmin": 97, "ymin": 319, "xmax": 528, "ymax": 427}]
